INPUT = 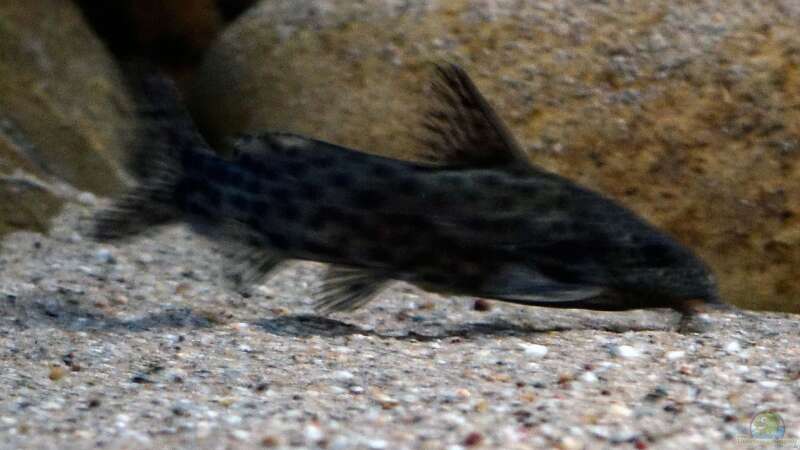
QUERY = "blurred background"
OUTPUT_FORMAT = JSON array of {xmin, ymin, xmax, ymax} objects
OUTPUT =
[{"xmin": 0, "ymin": 0, "xmax": 797, "ymax": 312}]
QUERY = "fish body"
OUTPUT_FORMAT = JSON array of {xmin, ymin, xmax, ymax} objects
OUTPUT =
[{"xmin": 95, "ymin": 64, "xmax": 721, "ymax": 319}]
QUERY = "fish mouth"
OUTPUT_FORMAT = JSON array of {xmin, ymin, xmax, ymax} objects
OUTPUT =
[{"xmin": 675, "ymin": 293, "xmax": 731, "ymax": 314}]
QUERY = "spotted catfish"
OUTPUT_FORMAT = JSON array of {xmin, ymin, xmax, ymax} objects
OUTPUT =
[{"xmin": 93, "ymin": 63, "xmax": 722, "ymax": 324}]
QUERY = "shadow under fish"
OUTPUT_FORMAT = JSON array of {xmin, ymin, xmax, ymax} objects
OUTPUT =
[{"xmin": 93, "ymin": 63, "xmax": 725, "ymax": 331}]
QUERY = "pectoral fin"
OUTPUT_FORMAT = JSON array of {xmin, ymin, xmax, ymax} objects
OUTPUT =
[
  {"xmin": 221, "ymin": 249, "xmax": 284, "ymax": 292},
  {"xmin": 313, "ymin": 267, "xmax": 392, "ymax": 314},
  {"xmin": 491, "ymin": 288, "xmax": 606, "ymax": 304},
  {"xmin": 479, "ymin": 264, "xmax": 604, "ymax": 304},
  {"xmin": 214, "ymin": 220, "xmax": 286, "ymax": 291}
]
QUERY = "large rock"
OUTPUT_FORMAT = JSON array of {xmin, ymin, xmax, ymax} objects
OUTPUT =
[
  {"xmin": 191, "ymin": 0, "xmax": 800, "ymax": 312},
  {"xmin": 0, "ymin": 127, "xmax": 62, "ymax": 235},
  {"xmin": 0, "ymin": 0, "xmax": 133, "ymax": 237}
]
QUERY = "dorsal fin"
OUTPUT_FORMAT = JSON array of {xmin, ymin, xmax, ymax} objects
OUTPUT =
[
  {"xmin": 121, "ymin": 61, "xmax": 215, "ymax": 178},
  {"xmin": 417, "ymin": 63, "xmax": 530, "ymax": 168}
]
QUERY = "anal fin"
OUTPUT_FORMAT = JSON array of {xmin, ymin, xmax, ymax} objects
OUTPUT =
[
  {"xmin": 491, "ymin": 288, "xmax": 605, "ymax": 304},
  {"xmin": 313, "ymin": 266, "xmax": 392, "ymax": 314}
]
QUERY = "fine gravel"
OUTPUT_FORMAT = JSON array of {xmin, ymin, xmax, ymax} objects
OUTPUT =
[{"xmin": 0, "ymin": 202, "xmax": 798, "ymax": 450}]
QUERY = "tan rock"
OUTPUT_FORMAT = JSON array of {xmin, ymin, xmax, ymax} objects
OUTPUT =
[
  {"xmin": 0, "ymin": 0, "xmax": 134, "ymax": 237},
  {"xmin": 191, "ymin": 0, "xmax": 800, "ymax": 312},
  {"xmin": 0, "ymin": 124, "xmax": 62, "ymax": 236}
]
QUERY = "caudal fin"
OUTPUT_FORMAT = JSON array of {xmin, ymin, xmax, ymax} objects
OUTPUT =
[
  {"xmin": 92, "ymin": 177, "xmax": 180, "ymax": 240},
  {"xmin": 92, "ymin": 63, "xmax": 212, "ymax": 241}
]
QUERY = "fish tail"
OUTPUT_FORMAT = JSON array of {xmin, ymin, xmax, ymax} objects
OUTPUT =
[{"xmin": 92, "ymin": 64, "xmax": 213, "ymax": 241}]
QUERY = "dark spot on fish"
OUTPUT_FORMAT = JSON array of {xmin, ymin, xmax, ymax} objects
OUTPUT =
[
  {"xmin": 506, "ymin": 166, "xmax": 532, "ymax": 178},
  {"xmin": 301, "ymin": 239, "xmax": 336, "ymax": 256},
  {"xmin": 181, "ymin": 151, "xmax": 206, "ymax": 172},
  {"xmin": 204, "ymin": 187, "xmax": 222, "ymax": 208},
  {"xmin": 396, "ymin": 177, "xmax": 420, "ymax": 196},
  {"xmin": 311, "ymin": 155, "xmax": 336, "ymax": 169},
  {"xmin": 494, "ymin": 217, "xmax": 526, "ymax": 233},
  {"xmin": 233, "ymin": 148, "xmax": 248, "ymax": 160},
  {"xmin": 226, "ymin": 169, "xmax": 246, "ymax": 189},
  {"xmin": 247, "ymin": 235, "xmax": 263, "ymax": 247},
  {"xmin": 518, "ymin": 184, "xmax": 537, "ymax": 195},
  {"xmin": 422, "ymin": 272, "xmax": 448, "ymax": 284},
  {"xmin": 539, "ymin": 241, "xmax": 593, "ymax": 265},
  {"xmin": 165, "ymin": 128, "xmax": 185, "ymax": 149},
  {"xmin": 306, "ymin": 210, "xmax": 327, "ymax": 230},
  {"xmin": 239, "ymin": 154, "xmax": 275, "ymax": 178},
  {"xmin": 568, "ymin": 222, "xmax": 590, "ymax": 235},
  {"xmin": 286, "ymin": 161, "xmax": 308, "ymax": 178},
  {"xmin": 357, "ymin": 221, "xmax": 383, "ymax": 241},
  {"xmin": 237, "ymin": 151, "xmax": 254, "ymax": 165},
  {"xmin": 186, "ymin": 200, "xmax": 207, "ymax": 217},
  {"xmin": 299, "ymin": 182, "xmax": 321, "ymax": 201},
  {"xmin": 244, "ymin": 177, "xmax": 261, "ymax": 193},
  {"xmin": 548, "ymin": 220, "xmax": 570, "ymax": 235},
  {"xmin": 251, "ymin": 200, "xmax": 270, "ymax": 217},
  {"xmin": 245, "ymin": 216, "xmax": 260, "ymax": 230},
  {"xmin": 307, "ymin": 206, "xmax": 351, "ymax": 231},
  {"xmin": 174, "ymin": 179, "xmax": 197, "ymax": 205},
  {"xmin": 428, "ymin": 191, "xmax": 448, "ymax": 208},
  {"xmin": 207, "ymin": 162, "xmax": 229, "ymax": 184},
  {"xmin": 237, "ymin": 133, "xmax": 258, "ymax": 144},
  {"xmin": 371, "ymin": 164, "xmax": 397, "ymax": 178},
  {"xmin": 349, "ymin": 282, "xmax": 367, "ymax": 292},
  {"xmin": 464, "ymin": 217, "xmax": 492, "ymax": 231},
  {"xmin": 266, "ymin": 232, "xmax": 289, "ymax": 251},
  {"xmin": 388, "ymin": 215, "xmax": 430, "ymax": 238},
  {"xmin": 441, "ymin": 175, "xmax": 466, "ymax": 187},
  {"xmin": 553, "ymin": 193, "xmax": 570, "ymax": 208},
  {"xmin": 269, "ymin": 187, "xmax": 292, "ymax": 201},
  {"xmin": 476, "ymin": 173, "xmax": 502, "ymax": 187},
  {"xmin": 329, "ymin": 172, "xmax": 352, "ymax": 189},
  {"xmin": 536, "ymin": 260, "xmax": 585, "ymax": 284},
  {"xmin": 366, "ymin": 246, "xmax": 393, "ymax": 262},
  {"xmin": 317, "ymin": 205, "xmax": 346, "ymax": 224},
  {"xmin": 258, "ymin": 135, "xmax": 278, "ymax": 150},
  {"xmin": 641, "ymin": 243, "xmax": 675, "ymax": 266},
  {"xmin": 280, "ymin": 202, "xmax": 301, "ymax": 221},
  {"xmin": 462, "ymin": 189, "xmax": 483, "ymax": 203},
  {"xmin": 629, "ymin": 233, "xmax": 646, "ymax": 245},
  {"xmin": 496, "ymin": 195, "xmax": 515, "ymax": 209},
  {"xmin": 261, "ymin": 165, "xmax": 282, "ymax": 180},
  {"xmin": 282, "ymin": 147, "xmax": 299, "ymax": 158},
  {"xmin": 353, "ymin": 189, "xmax": 385, "ymax": 209},
  {"xmin": 230, "ymin": 193, "xmax": 249, "ymax": 211}
]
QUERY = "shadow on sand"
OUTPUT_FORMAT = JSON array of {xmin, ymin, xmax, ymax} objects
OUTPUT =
[
  {"xmin": 0, "ymin": 291, "xmax": 711, "ymax": 339},
  {"xmin": 253, "ymin": 313, "xmax": 681, "ymax": 340}
]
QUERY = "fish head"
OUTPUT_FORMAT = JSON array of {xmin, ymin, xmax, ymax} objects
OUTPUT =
[{"xmin": 609, "ymin": 232, "xmax": 722, "ymax": 309}]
